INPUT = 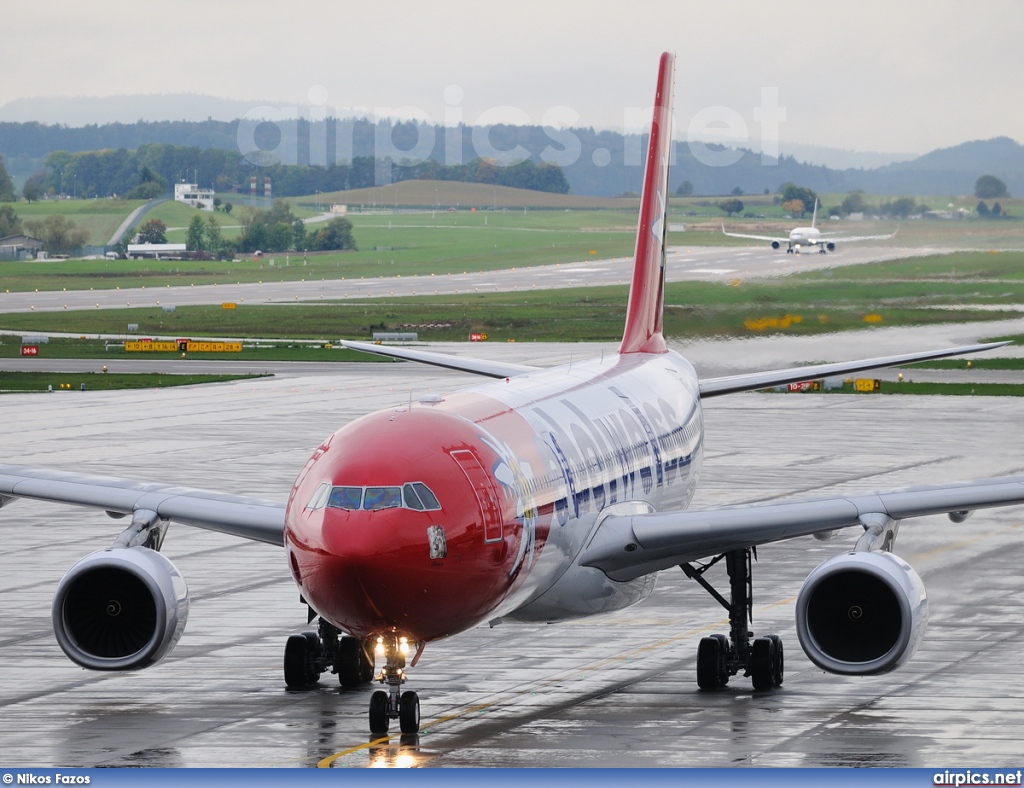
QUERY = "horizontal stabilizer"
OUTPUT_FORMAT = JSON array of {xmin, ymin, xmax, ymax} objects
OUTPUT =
[
  {"xmin": 341, "ymin": 340, "xmax": 539, "ymax": 379},
  {"xmin": 698, "ymin": 342, "xmax": 1008, "ymax": 398}
]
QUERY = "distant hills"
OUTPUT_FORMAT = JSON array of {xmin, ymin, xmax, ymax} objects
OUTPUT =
[
  {"xmin": 0, "ymin": 97, "xmax": 1021, "ymax": 198},
  {"xmin": 0, "ymin": 94, "xmax": 266, "ymax": 126}
]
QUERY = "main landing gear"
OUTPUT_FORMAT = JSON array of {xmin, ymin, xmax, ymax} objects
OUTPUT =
[
  {"xmin": 683, "ymin": 548, "xmax": 784, "ymax": 691},
  {"xmin": 284, "ymin": 616, "xmax": 375, "ymax": 689}
]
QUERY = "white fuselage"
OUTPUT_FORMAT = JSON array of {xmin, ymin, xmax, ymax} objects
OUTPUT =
[
  {"xmin": 789, "ymin": 226, "xmax": 821, "ymax": 249},
  {"xmin": 443, "ymin": 349, "xmax": 706, "ymax": 623}
]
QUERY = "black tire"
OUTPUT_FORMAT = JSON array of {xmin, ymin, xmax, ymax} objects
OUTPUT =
[
  {"xmin": 768, "ymin": 634, "xmax": 784, "ymax": 687},
  {"xmin": 369, "ymin": 690, "xmax": 390, "ymax": 734},
  {"xmin": 399, "ymin": 690, "xmax": 420, "ymax": 734},
  {"xmin": 284, "ymin": 634, "xmax": 311, "ymax": 688},
  {"xmin": 697, "ymin": 636, "xmax": 723, "ymax": 689},
  {"xmin": 712, "ymin": 633, "xmax": 730, "ymax": 686},
  {"xmin": 359, "ymin": 644, "xmax": 376, "ymax": 683},
  {"xmin": 750, "ymin": 636, "xmax": 775, "ymax": 691},
  {"xmin": 302, "ymin": 631, "xmax": 321, "ymax": 683},
  {"xmin": 337, "ymin": 636, "xmax": 371, "ymax": 687}
]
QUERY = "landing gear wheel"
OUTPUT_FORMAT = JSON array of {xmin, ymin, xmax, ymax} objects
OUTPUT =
[
  {"xmin": 768, "ymin": 634, "xmax": 784, "ymax": 686},
  {"xmin": 302, "ymin": 631, "xmax": 321, "ymax": 683},
  {"xmin": 284, "ymin": 633, "xmax": 319, "ymax": 688},
  {"xmin": 750, "ymin": 636, "xmax": 775, "ymax": 691},
  {"xmin": 399, "ymin": 690, "xmax": 420, "ymax": 734},
  {"xmin": 369, "ymin": 690, "xmax": 390, "ymax": 734},
  {"xmin": 337, "ymin": 635, "xmax": 373, "ymax": 687},
  {"xmin": 697, "ymin": 636, "xmax": 724, "ymax": 689},
  {"xmin": 712, "ymin": 634, "xmax": 730, "ymax": 686}
]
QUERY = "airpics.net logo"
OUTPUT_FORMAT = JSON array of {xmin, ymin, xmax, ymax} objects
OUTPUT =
[
  {"xmin": 934, "ymin": 771, "xmax": 1024, "ymax": 786},
  {"xmin": 235, "ymin": 85, "xmax": 786, "ymax": 180}
]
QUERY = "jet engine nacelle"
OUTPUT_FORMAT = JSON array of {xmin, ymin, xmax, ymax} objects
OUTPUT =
[
  {"xmin": 52, "ymin": 546, "xmax": 189, "ymax": 671},
  {"xmin": 825, "ymin": 242, "xmax": 836, "ymax": 252},
  {"xmin": 771, "ymin": 240, "xmax": 781, "ymax": 249},
  {"xmin": 795, "ymin": 550, "xmax": 927, "ymax": 675}
]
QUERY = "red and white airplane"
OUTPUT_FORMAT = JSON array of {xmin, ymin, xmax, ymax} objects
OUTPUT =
[
  {"xmin": 723, "ymin": 198, "xmax": 897, "ymax": 253},
  {"xmin": 3, "ymin": 52, "xmax": 1024, "ymax": 736}
]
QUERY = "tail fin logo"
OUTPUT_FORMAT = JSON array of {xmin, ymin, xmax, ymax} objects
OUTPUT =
[{"xmin": 651, "ymin": 186, "xmax": 666, "ymax": 247}]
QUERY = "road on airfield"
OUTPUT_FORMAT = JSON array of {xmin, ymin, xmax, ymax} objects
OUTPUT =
[{"xmin": 0, "ymin": 244, "xmax": 947, "ymax": 315}]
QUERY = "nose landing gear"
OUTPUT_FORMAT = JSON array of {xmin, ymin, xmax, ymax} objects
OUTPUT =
[{"xmin": 369, "ymin": 634, "xmax": 421, "ymax": 735}]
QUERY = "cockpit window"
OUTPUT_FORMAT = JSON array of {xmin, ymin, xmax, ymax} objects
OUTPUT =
[
  {"xmin": 403, "ymin": 484, "xmax": 424, "ymax": 510},
  {"xmin": 306, "ymin": 482, "xmax": 331, "ymax": 510},
  {"xmin": 327, "ymin": 486, "xmax": 363, "ymax": 510},
  {"xmin": 322, "ymin": 482, "xmax": 442, "ymax": 512},
  {"xmin": 412, "ymin": 483, "xmax": 441, "ymax": 510},
  {"xmin": 363, "ymin": 486, "xmax": 402, "ymax": 510}
]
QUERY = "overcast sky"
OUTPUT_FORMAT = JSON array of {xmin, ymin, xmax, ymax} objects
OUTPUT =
[{"xmin": 5, "ymin": 0, "xmax": 1021, "ymax": 154}]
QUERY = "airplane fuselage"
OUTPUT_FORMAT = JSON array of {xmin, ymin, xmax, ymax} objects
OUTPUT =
[
  {"xmin": 283, "ymin": 350, "xmax": 704, "ymax": 647},
  {"xmin": 789, "ymin": 226, "xmax": 821, "ymax": 248}
]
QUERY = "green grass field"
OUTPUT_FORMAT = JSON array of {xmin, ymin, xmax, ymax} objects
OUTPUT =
[
  {"xmin": 11, "ymin": 199, "xmax": 147, "ymax": 246},
  {"xmin": 0, "ymin": 370, "xmax": 268, "ymax": 393},
  {"xmin": 0, "ymin": 208, "xmax": 639, "ymax": 293},
  {"xmin": 909, "ymin": 357, "xmax": 1024, "ymax": 370}
]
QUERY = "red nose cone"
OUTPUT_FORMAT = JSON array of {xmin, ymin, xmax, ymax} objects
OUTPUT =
[{"xmin": 284, "ymin": 406, "xmax": 517, "ymax": 641}]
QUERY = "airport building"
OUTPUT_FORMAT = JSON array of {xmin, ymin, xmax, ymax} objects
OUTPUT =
[
  {"xmin": 174, "ymin": 182, "xmax": 216, "ymax": 210},
  {"xmin": 0, "ymin": 234, "xmax": 45, "ymax": 260},
  {"xmin": 126, "ymin": 242, "xmax": 188, "ymax": 259}
]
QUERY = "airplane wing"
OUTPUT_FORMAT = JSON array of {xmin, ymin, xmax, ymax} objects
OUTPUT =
[
  {"xmin": 341, "ymin": 339, "xmax": 538, "ymax": 379},
  {"xmin": 0, "ymin": 465, "xmax": 285, "ymax": 546},
  {"xmin": 697, "ymin": 341, "xmax": 1007, "ymax": 397},
  {"xmin": 826, "ymin": 228, "xmax": 899, "ymax": 243},
  {"xmin": 720, "ymin": 224, "xmax": 787, "ymax": 243},
  {"xmin": 580, "ymin": 475, "xmax": 1024, "ymax": 581}
]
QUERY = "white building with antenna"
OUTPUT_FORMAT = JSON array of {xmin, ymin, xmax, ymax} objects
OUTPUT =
[{"xmin": 174, "ymin": 182, "xmax": 215, "ymax": 210}]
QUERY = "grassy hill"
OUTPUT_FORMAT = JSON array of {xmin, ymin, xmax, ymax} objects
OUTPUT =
[{"xmin": 11, "ymin": 198, "xmax": 145, "ymax": 246}]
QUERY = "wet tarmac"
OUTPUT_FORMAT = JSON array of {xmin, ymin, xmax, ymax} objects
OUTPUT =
[{"xmin": 2, "ymin": 346, "xmax": 1024, "ymax": 768}]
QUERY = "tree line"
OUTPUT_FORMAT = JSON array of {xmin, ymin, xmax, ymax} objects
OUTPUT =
[
  {"xmin": 113, "ymin": 201, "xmax": 357, "ymax": 259},
  {"xmin": 15, "ymin": 143, "xmax": 568, "ymax": 202},
  {"xmin": 4, "ymin": 118, "xmax": 1022, "ymax": 199}
]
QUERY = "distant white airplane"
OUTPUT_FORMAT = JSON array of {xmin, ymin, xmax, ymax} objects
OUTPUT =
[{"xmin": 722, "ymin": 198, "xmax": 897, "ymax": 253}]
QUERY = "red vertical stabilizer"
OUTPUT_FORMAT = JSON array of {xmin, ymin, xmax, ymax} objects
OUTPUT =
[{"xmin": 619, "ymin": 51, "xmax": 675, "ymax": 355}]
